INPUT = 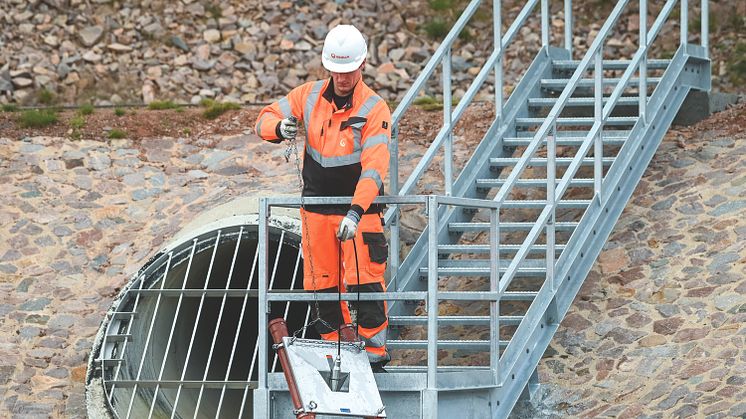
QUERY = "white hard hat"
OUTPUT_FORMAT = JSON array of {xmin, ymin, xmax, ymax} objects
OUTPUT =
[{"xmin": 321, "ymin": 25, "xmax": 367, "ymax": 73}]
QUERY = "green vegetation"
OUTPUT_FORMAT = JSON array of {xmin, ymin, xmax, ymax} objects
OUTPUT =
[
  {"xmin": 70, "ymin": 115, "xmax": 85, "ymax": 130},
  {"xmin": 114, "ymin": 107, "xmax": 126, "ymax": 117},
  {"xmin": 2, "ymin": 104, "xmax": 18, "ymax": 112},
  {"xmin": 108, "ymin": 129, "xmax": 127, "ymax": 139},
  {"xmin": 423, "ymin": 18, "xmax": 450, "ymax": 40},
  {"xmin": 37, "ymin": 89, "xmax": 55, "ymax": 105},
  {"xmin": 206, "ymin": 4, "xmax": 222, "ymax": 19},
  {"xmin": 428, "ymin": 0, "xmax": 455, "ymax": 11},
  {"xmin": 202, "ymin": 100, "xmax": 241, "ymax": 120},
  {"xmin": 412, "ymin": 95, "xmax": 460, "ymax": 112},
  {"xmin": 147, "ymin": 100, "xmax": 181, "ymax": 110},
  {"xmin": 69, "ymin": 115, "xmax": 86, "ymax": 140},
  {"xmin": 18, "ymin": 109, "xmax": 58, "ymax": 128},
  {"xmin": 78, "ymin": 103, "xmax": 95, "ymax": 116},
  {"xmin": 183, "ymin": 127, "xmax": 191, "ymax": 135},
  {"xmin": 727, "ymin": 41, "xmax": 746, "ymax": 85}
]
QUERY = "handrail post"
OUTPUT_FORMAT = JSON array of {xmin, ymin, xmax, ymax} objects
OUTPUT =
[
  {"xmin": 389, "ymin": 208, "xmax": 400, "ymax": 291},
  {"xmin": 389, "ymin": 125, "xmax": 400, "ymax": 291},
  {"xmin": 444, "ymin": 47, "xmax": 453, "ymax": 196},
  {"xmin": 701, "ymin": 0, "xmax": 708, "ymax": 58},
  {"xmin": 564, "ymin": 0, "xmax": 573, "ymax": 55},
  {"xmin": 494, "ymin": 0, "xmax": 503, "ymax": 123},
  {"xmin": 594, "ymin": 49, "xmax": 603, "ymax": 197},
  {"xmin": 639, "ymin": 0, "xmax": 647, "ymax": 125},
  {"xmin": 489, "ymin": 207, "xmax": 500, "ymax": 384},
  {"xmin": 425, "ymin": 195, "xmax": 439, "ymax": 418},
  {"xmin": 254, "ymin": 198, "xmax": 270, "ymax": 418},
  {"xmin": 541, "ymin": 0, "xmax": 550, "ymax": 48},
  {"xmin": 680, "ymin": 0, "xmax": 688, "ymax": 46},
  {"xmin": 547, "ymin": 124, "xmax": 556, "ymax": 291}
]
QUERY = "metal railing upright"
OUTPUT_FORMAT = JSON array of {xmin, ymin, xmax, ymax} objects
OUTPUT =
[
  {"xmin": 386, "ymin": 0, "xmax": 548, "ymax": 288},
  {"xmin": 492, "ymin": 0, "xmax": 709, "ymax": 386},
  {"xmin": 254, "ymin": 195, "xmax": 502, "ymax": 417}
]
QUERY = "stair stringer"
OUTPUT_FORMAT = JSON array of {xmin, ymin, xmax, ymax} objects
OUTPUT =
[{"xmin": 490, "ymin": 44, "xmax": 711, "ymax": 418}]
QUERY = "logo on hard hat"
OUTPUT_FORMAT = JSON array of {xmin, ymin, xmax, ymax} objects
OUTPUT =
[{"xmin": 330, "ymin": 53, "xmax": 350, "ymax": 60}]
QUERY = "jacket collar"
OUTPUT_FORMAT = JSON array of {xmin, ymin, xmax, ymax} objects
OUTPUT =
[{"xmin": 322, "ymin": 77, "xmax": 365, "ymax": 111}]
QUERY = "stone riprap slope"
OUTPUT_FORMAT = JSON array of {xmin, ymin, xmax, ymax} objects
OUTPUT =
[
  {"xmin": 3, "ymin": 0, "xmax": 741, "ymax": 107},
  {"xmin": 1, "ymin": 103, "xmax": 745, "ymax": 417}
]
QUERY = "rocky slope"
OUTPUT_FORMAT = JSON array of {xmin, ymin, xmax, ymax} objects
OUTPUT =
[{"xmin": 1, "ymin": 0, "xmax": 743, "ymax": 107}]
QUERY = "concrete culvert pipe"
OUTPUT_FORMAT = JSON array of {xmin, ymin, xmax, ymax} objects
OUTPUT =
[{"xmin": 86, "ymin": 198, "xmax": 316, "ymax": 418}]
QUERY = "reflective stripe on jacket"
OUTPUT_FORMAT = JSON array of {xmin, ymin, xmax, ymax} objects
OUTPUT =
[{"xmin": 255, "ymin": 78, "xmax": 391, "ymax": 216}]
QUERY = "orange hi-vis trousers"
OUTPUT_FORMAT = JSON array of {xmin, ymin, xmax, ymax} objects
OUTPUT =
[{"xmin": 300, "ymin": 209, "xmax": 389, "ymax": 364}]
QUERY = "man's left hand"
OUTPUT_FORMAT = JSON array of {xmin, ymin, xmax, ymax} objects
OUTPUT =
[{"xmin": 337, "ymin": 210, "xmax": 361, "ymax": 241}]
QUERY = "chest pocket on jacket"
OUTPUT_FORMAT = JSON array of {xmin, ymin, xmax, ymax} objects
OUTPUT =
[{"xmin": 341, "ymin": 117, "xmax": 367, "ymax": 151}]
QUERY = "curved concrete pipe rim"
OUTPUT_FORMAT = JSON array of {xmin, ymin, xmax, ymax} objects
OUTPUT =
[{"xmin": 85, "ymin": 198, "xmax": 302, "ymax": 417}]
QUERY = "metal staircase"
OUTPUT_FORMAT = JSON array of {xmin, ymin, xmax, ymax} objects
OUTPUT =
[{"xmin": 257, "ymin": 0, "xmax": 710, "ymax": 417}]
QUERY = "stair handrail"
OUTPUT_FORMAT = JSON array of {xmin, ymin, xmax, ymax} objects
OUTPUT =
[
  {"xmin": 388, "ymin": 0, "xmax": 542, "ymax": 203},
  {"xmin": 494, "ymin": 0, "xmax": 709, "ymax": 386},
  {"xmin": 494, "ymin": 0, "xmax": 709, "ymax": 294},
  {"xmin": 556, "ymin": 0, "xmax": 708, "ymax": 204}
]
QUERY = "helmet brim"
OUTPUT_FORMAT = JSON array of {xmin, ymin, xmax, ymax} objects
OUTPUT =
[{"xmin": 322, "ymin": 56, "xmax": 365, "ymax": 73}]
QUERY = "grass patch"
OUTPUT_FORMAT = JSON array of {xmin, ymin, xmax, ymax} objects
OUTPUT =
[
  {"xmin": 37, "ymin": 89, "xmax": 55, "ymax": 105},
  {"xmin": 183, "ymin": 127, "xmax": 191, "ymax": 135},
  {"xmin": 108, "ymin": 129, "xmax": 127, "ymax": 139},
  {"xmin": 206, "ymin": 4, "xmax": 222, "ymax": 19},
  {"xmin": 727, "ymin": 41, "xmax": 746, "ymax": 85},
  {"xmin": 412, "ymin": 95, "xmax": 460, "ymax": 111},
  {"xmin": 114, "ymin": 107, "xmax": 126, "ymax": 117},
  {"xmin": 147, "ymin": 100, "xmax": 181, "ymax": 110},
  {"xmin": 428, "ymin": 0, "xmax": 455, "ymax": 11},
  {"xmin": 69, "ymin": 115, "xmax": 86, "ymax": 140},
  {"xmin": 423, "ymin": 18, "xmax": 450, "ymax": 40},
  {"xmin": 202, "ymin": 101, "xmax": 241, "ymax": 120},
  {"xmin": 2, "ymin": 104, "xmax": 18, "ymax": 112},
  {"xmin": 18, "ymin": 109, "xmax": 58, "ymax": 128},
  {"xmin": 70, "ymin": 115, "xmax": 86, "ymax": 130},
  {"xmin": 78, "ymin": 103, "xmax": 95, "ymax": 116}
]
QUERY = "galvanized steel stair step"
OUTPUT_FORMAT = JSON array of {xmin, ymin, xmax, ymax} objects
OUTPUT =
[
  {"xmin": 448, "ymin": 221, "xmax": 579, "ymax": 231},
  {"xmin": 513, "ymin": 129, "xmax": 632, "ymax": 138},
  {"xmin": 437, "ymin": 244, "xmax": 566, "ymax": 254},
  {"xmin": 476, "ymin": 178, "xmax": 595, "ymax": 188},
  {"xmin": 540, "ymin": 77, "xmax": 661, "ymax": 89},
  {"xmin": 478, "ymin": 199, "xmax": 592, "ymax": 208},
  {"xmin": 419, "ymin": 266, "xmax": 546, "ymax": 277},
  {"xmin": 389, "ymin": 315, "xmax": 523, "ymax": 326},
  {"xmin": 388, "ymin": 339, "xmax": 509, "ymax": 350},
  {"xmin": 503, "ymin": 135, "xmax": 628, "ymax": 146},
  {"xmin": 528, "ymin": 96, "xmax": 643, "ymax": 107},
  {"xmin": 551, "ymin": 58, "xmax": 671, "ymax": 70},
  {"xmin": 515, "ymin": 116, "xmax": 638, "ymax": 127},
  {"xmin": 490, "ymin": 156, "xmax": 615, "ymax": 166}
]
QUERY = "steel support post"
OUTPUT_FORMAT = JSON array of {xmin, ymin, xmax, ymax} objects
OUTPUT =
[
  {"xmin": 489, "ymin": 208, "xmax": 500, "ymax": 384},
  {"xmin": 390, "ymin": 207, "xmax": 400, "ymax": 291},
  {"xmin": 426, "ymin": 195, "xmax": 439, "ymax": 417},
  {"xmin": 494, "ymin": 0, "xmax": 503, "ymax": 121},
  {"xmin": 681, "ymin": 0, "xmax": 688, "ymax": 46},
  {"xmin": 541, "ymin": 0, "xmax": 549, "ymax": 48},
  {"xmin": 564, "ymin": 0, "xmax": 572, "ymax": 55},
  {"xmin": 701, "ymin": 0, "xmax": 708, "ymax": 57},
  {"xmin": 547, "ymin": 124, "xmax": 556, "ymax": 291},
  {"xmin": 254, "ymin": 198, "xmax": 270, "ymax": 419},
  {"xmin": 444, "ymin": 48, "xmax": 453, "ymax": 196},
  {"xmin": 640, "ymin": 0, "xmax": 648, "ymax": 124},
  {"xmin": 594, "ymin": 49, "xmax": 603, "ymax": 196}
]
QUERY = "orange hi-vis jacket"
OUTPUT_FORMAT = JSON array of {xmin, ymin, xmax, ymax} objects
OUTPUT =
[{"xmin": 255, "ymin": 78, "xmax": 391, "ymax": 217}]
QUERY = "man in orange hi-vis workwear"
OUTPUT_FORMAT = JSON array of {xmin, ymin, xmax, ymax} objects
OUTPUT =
[{"xmin": 255, "ymin": 24, "xmax": 391, "ymax": 371}]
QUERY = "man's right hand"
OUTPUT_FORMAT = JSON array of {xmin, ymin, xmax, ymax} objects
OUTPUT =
[{"xmin": 279, "ymin": 117, "xmax": 298, "ymax": 140}]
